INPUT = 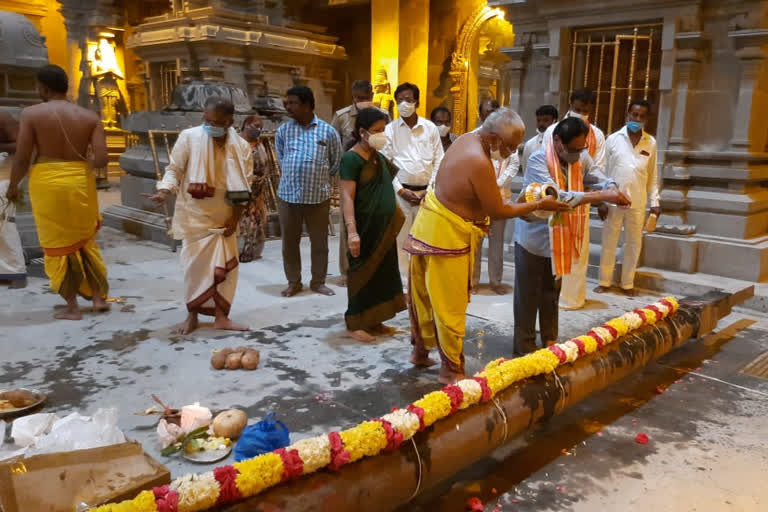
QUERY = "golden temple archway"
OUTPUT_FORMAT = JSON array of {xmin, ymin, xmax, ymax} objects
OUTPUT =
[{"xmin": 450, "ymin": 3, "xmax": 513, "ymax": 134}]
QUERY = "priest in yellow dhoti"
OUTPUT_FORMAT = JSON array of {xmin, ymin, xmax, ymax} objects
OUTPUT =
[
  {"xmin": 405, "ymin": 108, "xmax": 569, "ymax": 384},
  {"xmin": 146, "ymin": 97, "xmax": 253, "ymax": 335},
  {"xmin": 7, "ymin": 64, "xmax": 110, "ymax": 320}
]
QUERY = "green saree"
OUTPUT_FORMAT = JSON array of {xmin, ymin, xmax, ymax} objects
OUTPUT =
[{"xmin": 340, "ymin": 151, "xmax": 406, "ymax": 331}]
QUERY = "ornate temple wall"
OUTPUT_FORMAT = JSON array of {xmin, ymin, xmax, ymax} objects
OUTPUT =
[{"xmin": 498, "ymin": 0, "xmax": 768, "ymax": 282}]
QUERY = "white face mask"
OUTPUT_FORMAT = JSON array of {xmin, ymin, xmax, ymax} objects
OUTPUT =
[
  {"xmin": 567, "ymin": 110, "xmax": 589, "ymax": 122},
  {"xmin": 366, "ymin": 131, "xmax": 388, "ymax": 151},
  {"xmin": 397, "ymin": 101, "xmax": 416, "ymax": 118},
  {"xmin": 437, "ymin": 124, "xmax": 451, "ymax": 137}
]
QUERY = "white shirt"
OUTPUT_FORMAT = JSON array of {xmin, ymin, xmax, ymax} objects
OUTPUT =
[
  {"xmin": 521, "ymin": 132, "xmax": 545, "ymax": 173},
  {"xmin": 605, "ymin": 126, "xmax": 659, "ymax": 209},
  {"xmin": 382, "ymin": 116, "xmax": 444, "ymax": 192}
]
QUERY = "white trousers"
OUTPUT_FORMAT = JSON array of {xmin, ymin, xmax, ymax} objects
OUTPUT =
[
  {"xmin": 396, "ymin": 195, "xmax": 420, "ymax": 276},
  {"xmin": 599, "ymin": 206, "xmax": 645, "ymax": 290},
  {"xmin": 559, "ymin": 220, "xmax": 590, "ymax": 310}
]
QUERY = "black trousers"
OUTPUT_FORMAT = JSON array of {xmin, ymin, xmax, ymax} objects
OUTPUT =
[{"xmin": 513, "ymin": 243, "xmax": 561, "ymax": 355}]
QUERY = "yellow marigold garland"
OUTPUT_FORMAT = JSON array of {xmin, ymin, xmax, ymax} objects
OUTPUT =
[
  {"xmin": 90, "ymin": 491, "xmax": 157, "ymax": 512},
  {"xmin": 413, "ymin": 391, "xmax": 453, "ymax": 427},
  {"xmin": 233, "ymin": 453, "xmax": 284, "ymax": 497},
  {"xmin": 340, "ymin": 421, "xmax": 388, "ymax": 462},
  {"xmin": 92, "ymin": 297, "xmax": 681, "ymax": 512}
]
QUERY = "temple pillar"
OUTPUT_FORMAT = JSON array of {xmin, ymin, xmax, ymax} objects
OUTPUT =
[
  {"xmin": 370, "ymin": 0, "xmax": 430, "ymax": 118},
  {"xmin": 728, "ymin": 31, "xmax": 768, "ymax": 152}
]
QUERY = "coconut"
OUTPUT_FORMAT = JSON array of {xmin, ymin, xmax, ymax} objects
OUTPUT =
[
  {"xmin": 210, "ymin": 351, "xmax": 228, "ymax": 370},
  {"xmin": 241, "ymin": 350, "xmax": 260, "ymax": 370},
  {"xmin": 224, "ymin": 352, "xmax": 243, "ymax": 370},
  {"xmin": 212, "ymin": 409, "xmax": 248, "ymax": 439}
]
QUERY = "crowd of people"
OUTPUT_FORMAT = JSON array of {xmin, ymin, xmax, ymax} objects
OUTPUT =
[{"xmin": 2, "ymin": 64, "xmax": 661, "ymax": 385}]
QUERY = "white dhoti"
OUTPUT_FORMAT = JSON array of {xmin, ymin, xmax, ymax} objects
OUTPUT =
[
  {"xmin": 396, "ymin": 195, "xmax": 420, "ymax": 276},
  {"xmin": 182, "ymin": 232, "xmax": 239, "ymax": 316},
  {"xmin": 599, "ymin": 205, "xmax": 645, "ymax": 290},
  {"xmin": 559, "ymin": 220, "xmax": 590, "ymax": 310},
  {"xmin": 157, "ymin": 125, "xmax": 254, "ymax": 318},
  {"xmin": 0, "ymin": 170, "xmax": 26, "ymax": 282}
]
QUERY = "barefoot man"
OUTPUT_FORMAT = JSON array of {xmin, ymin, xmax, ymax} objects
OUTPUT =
[
  {"xmin": 7, "ymin": 65, "xmax": 109, "ymax": 319},
  {"xmin": 145, "ymin": 97, "xmax": 253, "ymax": 334},
  {"xmin": 406, "ymin": 108, "xmax": 570, "ymax": 384}
]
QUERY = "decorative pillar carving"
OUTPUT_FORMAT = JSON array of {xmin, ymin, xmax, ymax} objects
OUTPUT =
[
  {"xmin": 449, "ymin": 3, "xmax": 509, "ymax": 134},
  {"xmin": 666, "ymin": 34, "xmax": 705, "ymax": 152},
  {"xmin": 728, "ymin": 30, "xmax": 768, "ymax": 152}
]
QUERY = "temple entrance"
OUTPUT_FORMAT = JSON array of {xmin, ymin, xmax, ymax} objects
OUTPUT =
[{"xmin": 568, "ymin": 23, "xmax": 663, "ymax": 134}]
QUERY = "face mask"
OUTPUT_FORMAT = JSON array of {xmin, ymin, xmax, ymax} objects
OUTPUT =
[
  {"xmin": 558, "ymin": 148, "xmax": 580, "ymax": 164},
  {"xmin": 204, "ymin": 123, "xmax": 227, "ymax": 138},
  {"xmin": 437, "ymin": 124, "xmax": 451, "ymax": 137},
  {"xmin": 627, "ymin": 120, "xmax": 644, "ymax": 133},
  {"xmin": 366, "ymin": 131, "xmax": 388, "ymax": 151},
  {"xmin": 246, "ymin": 127, "xmax": 262, "ymax": 140},
  {"xmin": 567, "ymin": 110, "xmax": 589, "ymax": 122},
  {"xmin": 397, "ymin": 101, "xmax": 416, "ymax": 118}
]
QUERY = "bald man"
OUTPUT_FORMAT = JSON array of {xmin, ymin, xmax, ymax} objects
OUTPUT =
[{"xmin": 406, "ymin": 108, "xmax": 570, "ymax": 384}]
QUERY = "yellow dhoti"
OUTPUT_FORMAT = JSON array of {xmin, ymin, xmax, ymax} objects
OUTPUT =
[
  {"xmin": 29, "ymin": 158, "xmax": 107, "ymax": 300},
  {"xmin": 405, "ymin": 190, "xmax": 485, "ymax": 373}
]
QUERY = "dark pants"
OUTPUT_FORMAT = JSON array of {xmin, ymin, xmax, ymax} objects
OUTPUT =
[
  {"xmin": 513, "ymin": 243, "xmax": 561, "ymax": 355},
  {"xmin": 278, "ymin": 199, "xmax": 330, "ymax": 288}
]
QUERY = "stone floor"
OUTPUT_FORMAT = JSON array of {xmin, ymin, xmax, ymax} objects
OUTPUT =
[{"xmin": 1, "ymin": 227, "xmax": 767, "ymax": 511}]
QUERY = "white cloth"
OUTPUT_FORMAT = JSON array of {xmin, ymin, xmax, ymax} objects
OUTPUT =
[
  {"xmin": 396, "ymin": 194, "xmax": 420, "ymax": 275},
  {"xmin": 160, "ymin": 125, "xmax": 251, "ymax": 197},
  {"xmin": 0, "ymin": 165, "xmax": 25, "ymax": 280},
  {"xmin": 604, "ymin": 126, "xmax": 659, "ymax": 209},
  {"xmin": 559, "ymin": 220, "xmax": 590, "ymax": 310},
  {"xmin": 158, "ymin": 126, "xmax": 252, "ymax": 316},
  {"xmin": 599, "ymin": 205, "xmax": 645, "ymax": 289},
  {"xmin": 181, "ymin": 231, "xmax": 239, "ymax": 316},
  {"xmin": 158, "ymin": 126, "xmax": 253, "ymax": 240},
  {"xmin": 521, "ymin": 132, "xmax": 545, "ymax": 173},
  {"xmin": 382, "ymin": 116, "xmax": 444, "ymax": 192}
]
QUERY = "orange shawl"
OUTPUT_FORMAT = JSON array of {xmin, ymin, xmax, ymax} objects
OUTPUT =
[{"xmin": 544, "ymin": 125, "xmax": 594, "ymax": 276}]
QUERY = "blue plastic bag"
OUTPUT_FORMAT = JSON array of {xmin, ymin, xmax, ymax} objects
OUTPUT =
[{"xmin": 234, "ymin": 413, "xmax": 290, "ymax": 462}]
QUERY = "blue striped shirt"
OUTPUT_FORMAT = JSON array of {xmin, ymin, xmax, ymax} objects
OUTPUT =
[{"xmin": 275, "ymin": 115, "xmax": 342, "ymax": 204}]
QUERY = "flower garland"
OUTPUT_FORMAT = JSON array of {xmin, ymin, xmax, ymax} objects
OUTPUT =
[{"xmin": 91, "ymin": 297, "xmax": 679, "ymax": 512}]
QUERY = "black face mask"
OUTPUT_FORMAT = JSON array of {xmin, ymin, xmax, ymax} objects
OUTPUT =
[{"xmin": 246, "ymin": 127, "xmax": 262, "ymax": 140}]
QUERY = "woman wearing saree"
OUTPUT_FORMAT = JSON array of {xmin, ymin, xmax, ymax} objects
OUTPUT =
[
  {"xmin": 238, "ymin": 114, "xmax": 271, "ymax": 262},
  {"xmin": 340, "ymin": 108, "xmax": 406, "ymax": 342}
]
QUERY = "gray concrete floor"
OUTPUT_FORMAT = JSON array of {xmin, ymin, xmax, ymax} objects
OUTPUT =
[{"xmin": 1, "ymin": 226, "xmax": 767, "ymax": 511}]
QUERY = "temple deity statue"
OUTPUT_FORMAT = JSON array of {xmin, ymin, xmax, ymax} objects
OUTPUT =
[{"xmin": 372, "ymin": 67, "xmax": 395, "ymax": 119}]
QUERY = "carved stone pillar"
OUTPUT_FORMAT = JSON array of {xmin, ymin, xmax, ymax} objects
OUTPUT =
[
  {"xmin": 666, "ymin": 41, "xmax": 704, "ymax": 151},
  {"xmin": 728, "ymin": 30, "xmax": 768, "ymax": 152}
]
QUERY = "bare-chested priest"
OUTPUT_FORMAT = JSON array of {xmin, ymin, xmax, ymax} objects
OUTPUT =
[
  {"xmin": 405, "ymin": 107, "xmax": 570, "ymax": 384},
  {"xmin": 7, "ymin": 64, "xmax": 110, "ymax": 320}
]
